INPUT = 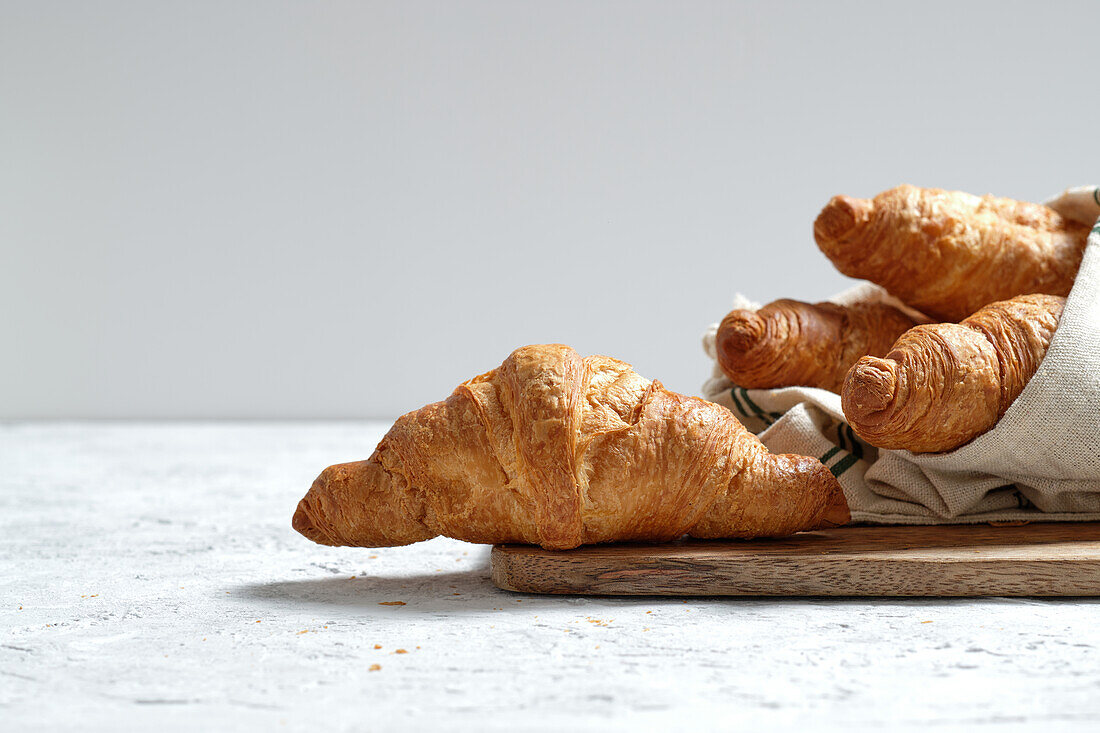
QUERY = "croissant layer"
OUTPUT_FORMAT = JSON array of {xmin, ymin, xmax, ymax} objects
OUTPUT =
[
  {"xmin": 293, "ymin": 345, "xmax": 849, "ymax": 549},
  {"xmin": 716, "ymin": 298, "xmax": 921, "ymax": 392},
  {"xmin": 841, "ymin": 294, "xmax": 1065, "ymax": 453},
  {"xmin": 814, "ymin": 185, "xmax": 1087, "ymax": 322}
]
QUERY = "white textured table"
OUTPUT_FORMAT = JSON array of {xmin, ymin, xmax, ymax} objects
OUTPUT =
[{"xmin": 4, "ymin": 423, "xmax": 1100, "ymax": 732}]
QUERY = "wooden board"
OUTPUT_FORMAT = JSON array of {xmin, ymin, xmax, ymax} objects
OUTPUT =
[{"xmin": 491, "ymin": 522, "xmax": 1100, "ymax": 597}]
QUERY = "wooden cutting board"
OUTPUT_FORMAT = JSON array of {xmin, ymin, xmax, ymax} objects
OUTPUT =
[{"xmin": 490, "ymin": 522, "xmax": 1100, "ymax": 596}]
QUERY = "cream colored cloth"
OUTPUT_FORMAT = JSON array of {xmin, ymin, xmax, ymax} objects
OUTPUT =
[{"xmin": 701, "ymin": 186, "xmax": 1100, "ymax": 524}]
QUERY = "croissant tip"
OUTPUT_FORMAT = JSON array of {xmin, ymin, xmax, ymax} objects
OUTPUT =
[
  {"xmin": 717, "ymin": 311, "xmax": 765, "ymax": 356},
  {"xmin": 818, "ymin": 487, "xmax": 852, "ymax": 528},
  {"xmin": 814, "ymin": 194, "xmax": 871, "ymax": 248},
  {"xmin": 842, "ymin": 357, "xmax": 898, "ymax": 424},
  {"xmin": 292, "ymin": 497, "xmax": 338, "ymax": 546},
  {"xmin": 291, "ymin": 501, "xmax": 311, "ymax": 534}
]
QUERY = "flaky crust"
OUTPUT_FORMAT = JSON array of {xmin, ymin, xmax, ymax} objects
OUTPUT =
[
  {"xmin": 293, "ymin": 344, "xmax": 849, "ymax": 550},
  {"xmin": 841, "ymin": 294, "xmax": 1064, "ymax": 453},
  {"xmin": 716, "ymin": 298, "xmax": 921, "ymax": 392},
  {"xmin": 814, "ymin": 185, "xmax": 1087, "ymax": 322}
]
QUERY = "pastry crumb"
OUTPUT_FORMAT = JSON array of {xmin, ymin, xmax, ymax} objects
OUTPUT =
[
  {"xmin": 374, "ymin": 644, "xmax": 382, "ymax": 649},
  {"xmin": 378, "ymin": 601, "xmax": 406, "ymax": 606},
  {"xmin": 369, "ymin": 664, "xmax": 381, "ymax": 672},
  {"xmin": 394, "ymin": 648, "xmax": 408, "ymax": 654}
]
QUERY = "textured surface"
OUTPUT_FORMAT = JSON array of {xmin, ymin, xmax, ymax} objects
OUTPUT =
[
  {"xmin": 4, "ymin": 422, "xmax": 1100, "ymax": 731},
  {"xmin": 493, "ymin": 523, "xmax": 1100, "ymax": 596}
]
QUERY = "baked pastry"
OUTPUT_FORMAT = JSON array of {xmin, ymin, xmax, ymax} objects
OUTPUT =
[
  {"xmin": 842, "ymin": 294, "xmax": 1064, "ymax": 453},
  {"xmin": 814, "ymin": 185, "xmax": 1088, "ymax": 322},
  {"xmin": 716, "ymin": 298, "xmax": 921, "ymax": 392},
  {"xmin": 293, "ymin": 344, "xmax": 849, "ymax": 550}
]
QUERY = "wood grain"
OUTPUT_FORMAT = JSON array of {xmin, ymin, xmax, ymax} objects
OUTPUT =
[{"xmin": 491, "ymin": 523, "xmax": 1100, "ymax": 597}]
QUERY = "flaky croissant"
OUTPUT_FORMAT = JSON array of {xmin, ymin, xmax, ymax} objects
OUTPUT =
[
  {"xmin": 293, "ymin": 344, "xmax": 849, "ymax": 550},
  {"xmin": 814, "ymin": 185, "xmax": 1088, "ymax": 322},
  {"xmin": 716, "ymin": 298, "xmax": 921, "ymax": 392},
  {"xmin": 842, "ymin": 294, "xmax": 1064, "ymax": 453}
]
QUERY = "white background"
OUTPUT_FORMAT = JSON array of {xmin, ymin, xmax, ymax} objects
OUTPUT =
[{"xmin": 4, "ymin": 1, "xmax": 1097, "ymax": 418}]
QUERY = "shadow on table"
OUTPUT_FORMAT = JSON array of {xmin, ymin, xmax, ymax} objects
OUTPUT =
[
  {"xmin": 234, "ymin": 560, "xmax": 589, "ymax": 614},
  {"xmin": 232, "ymin": 563, "xmax": 1100, "ymax": 615}
]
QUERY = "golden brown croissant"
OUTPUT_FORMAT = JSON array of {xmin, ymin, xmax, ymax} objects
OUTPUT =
[
  {"xmin": 842, "ymin": 294, "xmax": 1064, "ymax": 453},
  {"xmin": 814, "ymin": 185, "xmax": 1088, "ymax": 322},
  {"xmin": 716, "ymin": 298, "xmax": 921, "ymax": 392},
  {"xmin": 293, "ymin": 344, "xmax": 849, "ymax": 550}
]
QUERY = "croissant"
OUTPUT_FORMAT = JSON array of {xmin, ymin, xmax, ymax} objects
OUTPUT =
[
  {"xmin": 842, "ymin": 294, "xmax": 1065, "ymax": 453},
  {"xmin": 716, "ymin": 298, "xmax": 921, "ymax": 392},
  {"xmin": 814, "ymin": 185, "xmax": 1088, "ymax": 322},
  {"xmin": 292, "ymin": 344, "xmax": 849, "ymax": 550}
]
